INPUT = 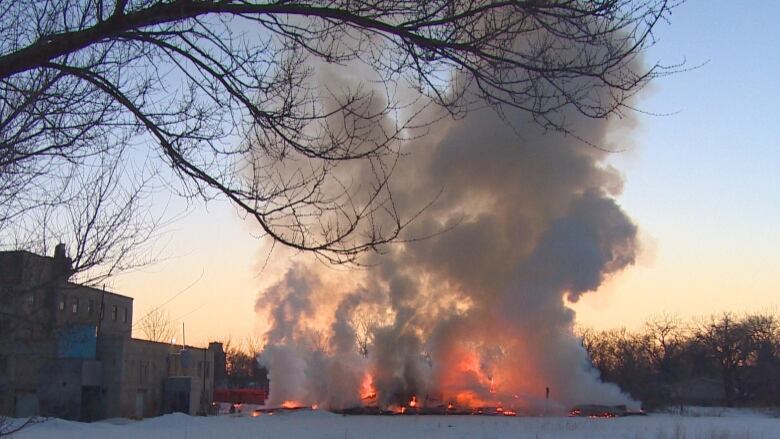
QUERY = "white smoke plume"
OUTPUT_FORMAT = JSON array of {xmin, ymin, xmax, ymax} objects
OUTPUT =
[{"xmin": 255, "ymin": 57, "xmax": 642, "ymax": 413}]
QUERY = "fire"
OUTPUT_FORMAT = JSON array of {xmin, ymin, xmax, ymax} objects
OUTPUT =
[
  {"xmin": 408, "ymin": 395, "xmax": 417, "ymax": 408},
  {"xmin": 433, "ymin": 347, "xmax": 507, "ymax": 409},
  {"xmin": 449, "ymin": 390, "xmax": 490, "ymax": 408},
  {"xmin": 360, "ymin": 373, "xmax": 377, "ymax": 401},
  {"xmin": 281, "ymin": 400, "xmax": 303, "ymax": 409}
]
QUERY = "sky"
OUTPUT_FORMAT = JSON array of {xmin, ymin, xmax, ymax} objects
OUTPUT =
[
  {"xmin": 571, "ymin": 0, "xmax": 780, "ymax": 327},
  {"xmin": 111, "ymin": 1, "xmax": 780, "ymax": 346}
]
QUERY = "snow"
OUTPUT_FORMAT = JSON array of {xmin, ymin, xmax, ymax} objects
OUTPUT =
[{"xmin": 8, "ymin": 409, "xmax": 780, "ymax": 439}]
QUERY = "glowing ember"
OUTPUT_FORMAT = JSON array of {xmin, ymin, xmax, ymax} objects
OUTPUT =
[
  {"xmin": 408, "ymin": 395, "xmax": 417, "ymax": 408},
  {"xmin": 281, "ymin": 400, "xmax": 303, "ymax": 409}
]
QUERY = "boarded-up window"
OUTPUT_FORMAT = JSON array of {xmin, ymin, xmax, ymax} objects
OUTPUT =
[{"xmin": 111, "ymin": 305, "xmax": 117, "ymax": 321}]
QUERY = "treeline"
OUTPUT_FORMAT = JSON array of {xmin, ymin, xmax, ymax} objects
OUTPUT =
[
  {"xmin": 580, "ymin": 313, "xmax": 780, "ymax": 409},
  {"xmin": 220, "ymin": 337, "xmax": 268, "ymax": 390}
]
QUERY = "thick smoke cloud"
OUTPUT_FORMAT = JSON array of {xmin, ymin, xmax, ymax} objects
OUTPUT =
[{"xmin": 254, "ymin": 60, "xmax": 641, "ymax": 413}]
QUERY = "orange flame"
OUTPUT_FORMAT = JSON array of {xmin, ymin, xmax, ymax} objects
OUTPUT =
[
  {"xmin": 360, "ymin": 372, "xmax": 377, "ymax": 401},
  {"xmin": 281, "ymin": 400, "xmax": 303, "ymax": 409}
]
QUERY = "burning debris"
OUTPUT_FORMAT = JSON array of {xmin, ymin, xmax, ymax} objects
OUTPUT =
[
  {"xmin": 569, "ymin": 405, "xmax": 647, "ymax": 418},
  {"xmin": 254, "ymin": 43, "xmax": 644, "ymax": 415}
]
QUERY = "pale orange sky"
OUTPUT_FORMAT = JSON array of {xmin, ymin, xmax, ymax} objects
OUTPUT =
[{"xmin": 110, "ymin": 174, "xmax": 780, "ymax": 348}]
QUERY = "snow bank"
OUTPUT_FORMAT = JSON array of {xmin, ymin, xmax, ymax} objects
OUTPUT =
[{"xmin": 10, "ymin": 410, "xmax": 780, "ymax": 439}]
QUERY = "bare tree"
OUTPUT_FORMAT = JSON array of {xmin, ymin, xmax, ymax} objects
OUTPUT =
[
  {"xmin": 4, "ymin": 149, "xmax": 161, "ymax": 278},
  {"xmin": 643, "ymin": 314, "xmax": 685, "ymax": 382},
  {"xmin": 693, "ymin": 313, "xmax": 754, "ymax": 406},
  {"xmin": 243, "ymin": 335, "xmax": 264, "ymax": 360},
  {"xmin": 0, "ymin": 0, "xmax": 682, "ymax": 264},
  {"xmin": 138, "ymin": 307, "xmax": 176, "ymax": 343},
  {"xmin": 218, "ymin": 336, "xmax": 257, "ymax": 379},
  {"xmin": 350, "ymin": 305, "xmax": 381, "ymax": 358},
  {"xmin": 0, "ymin": 152, "xmax": 160, "ymax": 349},
  {"xmin": 580, "ymin": 313, "xmax": 780, "ymax": 408}
]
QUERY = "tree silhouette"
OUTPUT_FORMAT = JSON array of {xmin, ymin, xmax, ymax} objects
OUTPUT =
[{"xmin": 0, "ymin": 0, "xmax": 681, "ymax": 265}]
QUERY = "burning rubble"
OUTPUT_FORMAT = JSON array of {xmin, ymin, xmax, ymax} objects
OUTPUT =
[{"xmin": 253, "ymin": 55, "xmax": 643, "ymax": 416}]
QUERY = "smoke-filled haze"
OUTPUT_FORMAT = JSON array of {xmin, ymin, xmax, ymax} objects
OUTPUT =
[{"xmin": 254, "ymin": 54, "xmax": 642, "ymax": 413}]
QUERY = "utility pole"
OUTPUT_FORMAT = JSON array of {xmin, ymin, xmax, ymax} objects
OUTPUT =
[{"xmin": 544, "ymin": 386, "xmax": 550, "ymax": 416}]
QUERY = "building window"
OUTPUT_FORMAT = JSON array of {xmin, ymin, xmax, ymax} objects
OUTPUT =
[
  {"xmin": 123, "ymin": 307, "xmax": 128, "ymax": 323},
  {"xmin": 111, "ymin": 305, "xmax": 118, "ymax": 321},
  {"xmin": 26, "ymin": 293, "xmax": 35, "ymax": 306},
  {"xmin": 58, "ymin": 296, "xmax": 66, "ymax": 311},
  {"xmin": 72, "ymin": 297, "xmax": 79, "ymax": 313},
  {"xmin": 88, "ymin": 299, "xmax": 94, "ymax": 314}
]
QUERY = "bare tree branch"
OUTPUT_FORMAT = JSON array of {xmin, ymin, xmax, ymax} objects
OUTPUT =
[{"xmin": 0, "ymin": 0, "xmax": 683, "ymax": 265}]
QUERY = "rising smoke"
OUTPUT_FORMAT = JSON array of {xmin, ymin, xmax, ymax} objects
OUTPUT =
[{"xmin": 255, "ymin": 58, "xmax": 642, "ymax": 413}]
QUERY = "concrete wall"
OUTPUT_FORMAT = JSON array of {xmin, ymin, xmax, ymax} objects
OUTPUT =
[
  {"xmin": 37, "ymin": 360, "xmax": 82, "ymax": 420},
  {"xmin": 0, "ymin": 340, "xmax": 56, "ymax": 416},
  {"xmin": 0, "ymin": 251, "xmax": 67, "ymax": 342},
  {"xmin": 96, "ymin": 336, "xmax": 126, "ymax": 419},
  {"xmin": 0, "ymin": 250, "xmax": 215, "ymax": 420},
  {"xmin": 119, "ymin": 339, "xmax": 214, "ymax": 418},
  {"xmin": 57, "ymin": 283, "xmax": 133, "ymax": 339}
]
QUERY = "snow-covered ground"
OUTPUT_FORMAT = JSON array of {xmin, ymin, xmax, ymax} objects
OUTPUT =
[{"xmin": 8, "ymin": 409, "xmax": 780, "ymax": 439}]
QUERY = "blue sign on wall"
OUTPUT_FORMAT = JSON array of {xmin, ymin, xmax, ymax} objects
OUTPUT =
[{"xmin": 58, "ymin": 325, "xmax": 97, "ymax": 359}]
